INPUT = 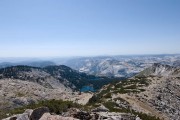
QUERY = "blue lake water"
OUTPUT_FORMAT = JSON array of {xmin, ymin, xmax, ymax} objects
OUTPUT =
[{"xmin": 81, "ymin": 86, "xmax": 95, "ymax": 92}]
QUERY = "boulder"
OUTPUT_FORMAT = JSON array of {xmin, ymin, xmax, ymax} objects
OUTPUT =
[
  {"xmin": 40, "ymin": 113, "xmax": 79, "ymax": 120},
  {"xmin": 24, "ymin": 109, "xmax": 33, "ymax": 118},
  {"xmin": 73, "ymin": 111, "xmax": 92, "ymax": 120},
  {"xmin": 136, "ymin": 115, "xmax": 142, "ymax": 120},
  {"xmin": 30, "ymin": 107, "xmax": 49, "ymax": 120},
  {"xmin": 3, "ymin": 113, "xmax": 29, "ymax": 120},
  {"xmin": 16, "ymin": 113, "xmax": 29, "ymax": 120},
  {"xmin": 9, "ymin": 117, "xmax": 17, "ymax": 120}
]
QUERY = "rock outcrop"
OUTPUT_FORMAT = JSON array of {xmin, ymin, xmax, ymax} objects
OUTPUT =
[
  {"xmin": 3, "ymin": 111, "xmax": 31, "ymax": 120},
  {"xmin": 30, "ymin": 107, "xmax": 49, "ymax": 120},
  {"xmin": 40, "ymin": 113, "xmax": 78, "ymax": 120},
  {"xmin": 3, "ymin": 107, "xmax": 139, "ymax": 120},
  {"xmin": 3, "ymin": 107, "xmax": 78, "ymax": 120}
]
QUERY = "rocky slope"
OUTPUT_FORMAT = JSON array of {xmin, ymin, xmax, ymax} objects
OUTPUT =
[
  {"xmin": 89, "ymin": 63, "xmax": 180, "ymax": 120},
  {"xmin": 0, "ymin": 79, "xmax": 73, "ymax": 109},
  {"xmin": 137, "ymin": 63, "xmax": 180, "ymax": 77},
  {"xmin": 0, "ymin": 65, "xmax": 116, "ymax": 91},
  {"xmin": 0, "ymin": 65, "xmax": 114, "ymax": 112},
  {"xmin": 43, "ymin": 65, "xmax": 118, "ymax": 90},
  {"xmin": 0, "ymin": 66, "xmax": 73, "ymax": 110}
]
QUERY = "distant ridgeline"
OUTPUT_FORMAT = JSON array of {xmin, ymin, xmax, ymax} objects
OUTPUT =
[
  {"xmin": 0, "ymin": 61, "xmax": 56, "ymax": 68},
  {"xmin": 0, "ymin": 65, "xmax": 124, "ymax": 91}
]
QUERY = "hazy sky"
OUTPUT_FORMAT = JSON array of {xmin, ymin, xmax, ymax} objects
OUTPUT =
[{"xmin": 0, "ymin": 0, "xmax": 180, "ymax": 57}]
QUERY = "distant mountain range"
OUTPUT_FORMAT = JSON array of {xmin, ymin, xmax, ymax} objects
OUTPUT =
[
  {"xmin": 0, "ymin": 54, "xmax": 180, "ymax": 78},
  {"xmin": 0, "ymin": 61, "xmax": 56, "ymax": 68},
  {"xmin": 64, "ymin": 54, "xmax": 180, "ymax": 78}
]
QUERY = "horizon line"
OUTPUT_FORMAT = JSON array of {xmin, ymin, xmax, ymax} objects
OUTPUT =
[{"xmin": 0, "ymin": 53, "xmax": 180, "ymax": 59}]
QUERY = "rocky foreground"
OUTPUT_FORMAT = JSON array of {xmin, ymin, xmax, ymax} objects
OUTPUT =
[{"xmin": 3, "ymin": 106, "xmax": 141, "ymax": 120}]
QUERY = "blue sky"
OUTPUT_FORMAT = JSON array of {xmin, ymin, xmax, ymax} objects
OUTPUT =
[{"xmin": 0, "ymin": 0, "xmax": 180, "ymax": 57}]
